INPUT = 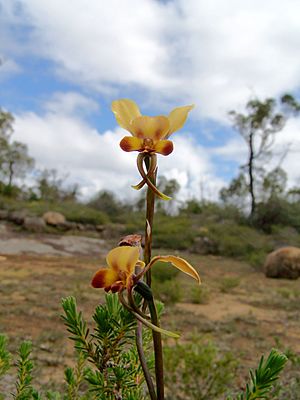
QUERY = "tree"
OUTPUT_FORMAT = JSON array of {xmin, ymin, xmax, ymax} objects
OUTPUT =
[
  {"xmin": 229, "ymin": 95, "xmax": 299, "ymax": 220},
  {"xmin": 261, "ymin": 167, "xmax": 287, "ymax": 201},
  {"xmin": 0, "ymin": 109, "xmax": 34, "ymax": 195},
  {"xmin": 88, "ymin": 190, "xmax": 125, "ymax": 218},
  {"xmin": 1, "ymin": 141, "xmax": 34, "ymax": 189},
  {"xmin": 219, "ymin": 173, "xmax": 248, "ymax": 211}
]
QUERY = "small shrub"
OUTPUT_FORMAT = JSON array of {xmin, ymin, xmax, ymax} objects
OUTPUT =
[
  {"xmin": 152, "ymin": 261, "xmax": 180, "ymax": 282},
  {"xmin": 219, "ymin": 277, "xmax": 240, "ymax": 293},
  {"xmin": 190, "ymin": 285, "xmax": 210, "ymax": 304},
  {"xmin": 164, "ymin": 336, "xmax": 236, "ymax": 400},
  {"xmin": 152, "ymin": 279, "xmax": 182, "ymax": 305}
]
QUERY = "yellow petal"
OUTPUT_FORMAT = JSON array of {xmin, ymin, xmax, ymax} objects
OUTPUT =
[
  {"xmin": 120, "ymin": 136, "xmax": 143, "ymax": 152},
  {"xmin": 156, "ymin": 255, "xmax": 201, "ymax": 283},
  {"xmin": 153, "ymin": 139, "xmax": 174, "ymax": 156},
  {"xmin": 91, "ymin": 268, "xmax": 119, "ymax": 288},
  {"xmin": 167, "ymin": 105, "xmax": 194, "ymax": 137},
  {"xmin": 111, "ymin": 99, "xmax": 141, "ymax": 133},
  {"xmin": 130, "ymin": 116, "xmax": 170, "ymax": 140},
  {"xmin": 106, "ymin": 246, "xmax": 140, "ymax": 274}
]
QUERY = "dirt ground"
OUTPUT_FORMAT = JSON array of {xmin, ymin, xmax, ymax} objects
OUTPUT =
[{"xmin": 0, "ymin": 223, "xmax": 299, "ymax": 395}]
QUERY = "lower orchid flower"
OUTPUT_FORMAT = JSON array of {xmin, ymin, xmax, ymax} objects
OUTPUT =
[
  {"xmin": 92, "ymin": 246, "xmax": 200, "ymax": 293},
  {"xmin": 91, "ymin": 245, "xmax": 200, "ymax": 338}
]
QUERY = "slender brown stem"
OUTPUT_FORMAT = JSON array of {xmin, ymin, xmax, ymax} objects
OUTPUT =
[
  {"xmin": 148, "ymin": 298, "xmax": 164, "ymax": 400},
  {"xmin": 136, "ymin": 321, "xmax": 157, "ymax": 400},
  {"xmin": 144, "ymin": 154, "xmax": 157, "ymax": 286}
]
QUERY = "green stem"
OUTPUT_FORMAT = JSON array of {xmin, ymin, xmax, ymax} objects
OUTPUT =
[{"xmin": 148, "ymin": 298, "xmax": 164, "ymax": 400}]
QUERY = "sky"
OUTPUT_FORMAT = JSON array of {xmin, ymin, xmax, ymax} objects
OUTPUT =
[{"xmin": 0, "ymin": 0, "xmax": 300, "ymax": 202}]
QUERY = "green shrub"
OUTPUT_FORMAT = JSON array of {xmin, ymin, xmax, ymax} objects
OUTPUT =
[
  {"xmin": 164, "ymin": 336, "xmax": 236, "ymax": 400},
  {"xmin": 219, "ymin": 277, "xmax": 240, "ymax": 293},
  {"xmin": 205, "ymin": 222, "xmax": 272, "ymax": 259},
  {"xmin": 190, "ymin": 285, "xmax": 210, "ymax": 304},
  {"xmin": 153, "ymin": 214, "xmax": 196, "ymax": 250},
  {"xmin": 152, "ymin": 261, "xmax": 180, "ymax": 282},
  {"xmin": 152, "ymin": 279, "xmax": 182, "ymax": 304}
]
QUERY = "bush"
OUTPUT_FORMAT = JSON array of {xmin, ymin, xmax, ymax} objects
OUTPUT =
[
  {"xmin": 153, "ymin": 214, "xmax": 196, "ymax": 250},
  {"xmin": 152, "ymin": 261, "xmax": 180, "ymax": 282},
  {"xmin": 205, "ymin": 222, "xmax": 272, "ymax": 259},
  {"xmin": 219, "ymin": 277, "xmax": 240, "ymax": 293},
  {"xmin": 164, "ymin": 336, "xmax": 236, "ymax": 400},
  {"xmin": 190, "ymin": 285, "xmax": 210, "ymax": 304},
  {"xmin": 152, "ymin": 279, "xmax": 182, "ymax": 304},
  {"xmin": 23, "ymin": 201, "xmax": 109, "ymax": 225}
]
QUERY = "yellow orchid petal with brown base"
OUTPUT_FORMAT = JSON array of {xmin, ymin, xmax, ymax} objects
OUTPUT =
[{"xmin": 91, "ymin": 246, "xmax": 142, "ymax": 292}]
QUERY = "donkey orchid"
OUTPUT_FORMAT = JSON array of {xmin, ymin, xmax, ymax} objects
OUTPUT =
[
  {"xmin": 112, "ymin": 99, "xmax": 194, "ymax": 156},
  {"xmin": 92, "ymin": 246, "xmax": 200, "ymax": 294}
]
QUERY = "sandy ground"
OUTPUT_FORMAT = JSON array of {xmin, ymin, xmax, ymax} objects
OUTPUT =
[{"xmin": 0, "ymin": 222, "xmax": 299, "ymax": 396}]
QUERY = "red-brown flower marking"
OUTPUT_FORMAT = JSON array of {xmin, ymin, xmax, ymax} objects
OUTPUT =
[
  {"xmin": 91, "ymin": 246, "xmax": 142, "ymax": 293},
  {"xmin": 112, "ymin": 99, "xmax": 194, "ymax": 156}
]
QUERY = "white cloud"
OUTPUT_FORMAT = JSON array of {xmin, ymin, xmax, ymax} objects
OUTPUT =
[
  {"xmin": 0, "ymin": 57, "xmax": 21, "ymax": 80},
  {"xmin": 4, "ymin": 0, "xmax": 300, "ymax": 120},
  {"xmin": 44, "ymin": 92, "xmax": 99, "ymax": 116},
  {"xmin": 13, "ymin": 92, "xmax": 224, "ymax": 201}
]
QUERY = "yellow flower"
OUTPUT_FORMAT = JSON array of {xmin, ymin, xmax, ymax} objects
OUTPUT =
[
  {"xmin": 91, "ymin": 246, "xmax": 201, "ymax": 294},
  {"xmin": 91, "ymin": 246, "xmax": 142, "ymax": 293},
  {"xmin": 112, "ymin": 99, "xmax": 194, "ymax": 156}
]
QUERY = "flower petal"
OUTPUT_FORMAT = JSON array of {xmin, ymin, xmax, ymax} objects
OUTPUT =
[
  {"xmin": 167, "ymin": 105, "xmax": 194, "ymax": 137},
  {"xmin": 156, "ymin": 255, "xmax": 201, "ymax": 283},
  {"xmin": 111, "ymin": 99, "xmax": 141, "ymax": 133},
  {"xmin": 120, "ymin": 136, "xmax": 144, "ymax": 152},
  {"xmin": 91, "ymin": 268, "xmax": 120, "ymax": 288},
  {"xmin": 106, "ymin": 246, "xmax": 140, "ymax": 274},
  {"xmin": 153, "ymin": 140, "xmax": 174, "ymax": 156},
  {"xmin": 130, "ymin": 116, "xmax": 170, "ymax": 140}
]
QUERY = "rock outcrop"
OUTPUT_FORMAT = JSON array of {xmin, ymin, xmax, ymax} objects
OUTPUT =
[{"xmin": 43, "ymin": 211, "xmax": 66, "ymax": 226}]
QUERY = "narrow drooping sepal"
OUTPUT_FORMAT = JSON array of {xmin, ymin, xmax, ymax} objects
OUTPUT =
[
  {"xmin": 132, "ymin": 154, "xmax": 157, "ymax": 190},
  {"xmin": 157, "ymin": 255, "xmax": 201, "ymax": 283}
]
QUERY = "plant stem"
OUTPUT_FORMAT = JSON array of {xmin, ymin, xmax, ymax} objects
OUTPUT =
[
  {"xmin": 143, "ymin": 154, "xmax": 165, "ymax": 400},
  {"xmin": 136, "ymin": 321, "xmax": 157, "ymax": 400},
  {"xmin": 144, "ymin": 155, "xmax": 156, "ymax": 286},
  {"xmin": 148, "ymin": 298, "xmax": 164, "ymax": 400}
]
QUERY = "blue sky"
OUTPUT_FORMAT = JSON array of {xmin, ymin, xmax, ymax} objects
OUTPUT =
[{"xmin": 1, "ymin": 0, "xmax": 300, "ymax": 201}]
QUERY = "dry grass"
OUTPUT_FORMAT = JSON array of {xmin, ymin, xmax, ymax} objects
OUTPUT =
[{"xmin": 0, "ymin": 248, "xmax": 299, "ymax": 395}]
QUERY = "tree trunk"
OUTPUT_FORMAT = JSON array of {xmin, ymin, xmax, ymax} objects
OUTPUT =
[
  {"xmin": 248, "ymin": 132, "xmax": 256, "ymax": 220},
  {"xmin": 8, "ymin": 160, "xmax": 14, "ymax": 189}
]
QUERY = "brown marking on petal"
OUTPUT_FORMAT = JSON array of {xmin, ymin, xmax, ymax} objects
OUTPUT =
[
  {"xmin": 120, "ymin": 138, "xmax": 134, "ymax": 152},
  {"xmin": 155, "ymin": 140, "xmax": 173, "ymax": 156},
  {"xmin": 120, "ymin": 136, "xmax": 143, "ymax": 152},
  {"xmin": 154, "ymin": 129, "xmax": 163, "ymax": 140},
  {"xmin": 91, "ymin": 269, "xmax": 108, "ymax": 288}
]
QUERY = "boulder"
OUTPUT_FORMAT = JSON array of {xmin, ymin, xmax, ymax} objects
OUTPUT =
[
  {"xmin": 8, "ymin": 210, "xmax": 27, "ymax": 225},
  {"xmin": 23, "ymin": 217, "xmax": 46, "ymax": 233},
  {"xmin": 264, "ymin": 246, "xmax": 300, "ymax": 279},
  {"xmin": 43, "ymin": 211, "xmax": 66, "ymax": 226}
]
